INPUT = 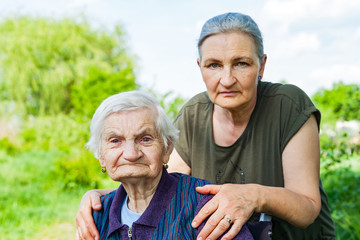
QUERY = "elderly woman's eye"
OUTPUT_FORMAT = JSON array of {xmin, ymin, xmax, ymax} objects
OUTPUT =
[
  {"xmin": 110, "ymin": 139, "xmax": 120, "ymax": 144},
  {"xmin": 141, "ymin": 137, "xmax": 152, "ymax": 143}
]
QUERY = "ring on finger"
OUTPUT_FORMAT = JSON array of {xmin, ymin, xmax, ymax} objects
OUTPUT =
[{"xmin": 224, "ymin": 216, "xmax": 233, "ymax": 224}]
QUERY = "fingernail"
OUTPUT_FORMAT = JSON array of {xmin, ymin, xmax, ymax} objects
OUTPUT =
[
  {"xmin": 192, "ymin": 221, "xmax": 197, "ymax": 227},
  {"xmin": 95, "ymin": 204, "xmax": 101, "ymax": 208},
  {"xmin": 197, "ymin": 237, "xmax": 203, "ymax": 240}
]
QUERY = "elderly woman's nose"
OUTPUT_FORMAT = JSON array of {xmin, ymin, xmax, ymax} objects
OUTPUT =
[
  {"xmin": 122, "ymin": 141, "xmax": 141, "ymax": 160},
  {"xmin": 220, "ymin": 67, "xmax": 236, "ymax": 87}
]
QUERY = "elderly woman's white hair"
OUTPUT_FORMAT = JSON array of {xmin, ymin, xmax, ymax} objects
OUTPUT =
[{"xmin": 86, "ymin": 90, "xmax": 179, "ymax": 159}]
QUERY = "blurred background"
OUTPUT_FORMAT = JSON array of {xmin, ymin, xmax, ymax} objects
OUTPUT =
[{"xmin": 0, "ymin": 0, "xmax": 359, "ymax": 239}]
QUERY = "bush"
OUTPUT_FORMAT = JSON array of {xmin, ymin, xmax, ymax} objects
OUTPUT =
[
  {"xmin": 321, "ymin": 157, "xmax": 360, "ymax": 239},
  {"xmin": 313, "ymin": 82, "xmax": 360, "ymax": 123}
]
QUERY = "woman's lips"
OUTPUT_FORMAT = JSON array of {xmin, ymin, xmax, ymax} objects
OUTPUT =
[{"xmin": 219, "ymin": 91, "xmax": 239, "ymax": 96}]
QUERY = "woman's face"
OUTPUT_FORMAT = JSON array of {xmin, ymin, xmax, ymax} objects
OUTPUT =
[
  {"xmin": 198, "ymin": 32, "xmax": 266, "ymax": 111},
  {"xmin": 99, "ymin": 108, "xmax": 169, "ymax": 182}
]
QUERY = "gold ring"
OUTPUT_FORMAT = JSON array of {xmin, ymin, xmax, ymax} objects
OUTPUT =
[{"xmin": 224, "ymin": 216, "xmax": 233, "ymax": 224}]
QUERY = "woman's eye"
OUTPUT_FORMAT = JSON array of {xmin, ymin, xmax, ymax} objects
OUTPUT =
[
  {"xmin": 236, "ymin": 62, "xmax": 249, "ymax": 67},
  {"xmin": 110, "ymin": 139, "xmax": 120, "ymax": 144},
  {"xmin": 208, "ymin": 63, "xmax": 219, "ymax": 69},
  {"xmin": 140, "ymin": 136, "xmax": 153, "ymax": 144}
]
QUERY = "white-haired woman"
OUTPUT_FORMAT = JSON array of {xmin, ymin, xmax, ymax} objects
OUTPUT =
[
  {"xmin": 79, "ymin": 90, "xmax": 271, "ymax": 239},
  {"xmin": 77, "ymin": 12, "xmax": 335, "ymax": 240}
]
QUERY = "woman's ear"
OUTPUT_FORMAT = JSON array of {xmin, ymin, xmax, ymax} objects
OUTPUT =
[
  {"xmin": 163, "ymin": 143, "xmax": 173, "ymax": 164},
  {"xmin": 259, "ymin": 54, "xmax": 267, "ymax": 78},
  {"xmin": 98, "ymin": 154, "xmax": 106, "ymax": 168}
]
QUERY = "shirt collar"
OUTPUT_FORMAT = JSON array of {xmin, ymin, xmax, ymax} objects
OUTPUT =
[{"xmin": 107, "ymin": 168, "xmax": 179, "ymax": 237}]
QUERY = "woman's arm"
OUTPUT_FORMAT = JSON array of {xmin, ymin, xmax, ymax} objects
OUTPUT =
[
  {"xmin": 192, "ymin": 114, "xmax": 321, "ymax": 240},
  {"xmin": 75, "ymin": 189, "xmax": 114, "ymax": 240},
  {"xmin": 167, "ymin": 148, "xmax": 191, "ymax": 174},
  {"xmin": 263, "ymin": 113, "xmax": 321, "ymax": 226}
]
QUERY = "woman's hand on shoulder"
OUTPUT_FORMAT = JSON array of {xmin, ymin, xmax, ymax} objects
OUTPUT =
[
  {"xmin": 192, "ymin": 183, "xmax": 262, "ymax": 240},
  {"xmin": 75, "ymin": 189, "xmax": 108, "ymax": 240}
]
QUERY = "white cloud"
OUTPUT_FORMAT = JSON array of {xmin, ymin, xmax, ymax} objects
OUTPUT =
[
  {"xmin": 264, "ymin": 0, "xmax": 323, "ymax": 20},
  {"xmin": 272, "ymin": 32, "xmax": 321, "ymax": 58},
  {"xmin": 264, "ymin": 0, "xmax": 360, "ymax": 19},
  {"xmin": 67, "ymin": 0, "xmax": 100, "ymax": 9},
  {"xmin": 356, "ymin": 28, "xmax": 360, "ymax": 39},
  {"xmin": 262, "ymin": 0, "xmax": 360, "ymax": 34},
  {"xmin": 310, "ymin": 65, "xmax": 360, "ymax": 85},
  {"xmin": 321, "ymin": 0, "xmax": 360, "ymax": 17}
]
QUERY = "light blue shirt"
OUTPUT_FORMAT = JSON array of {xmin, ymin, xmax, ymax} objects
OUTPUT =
[{"xmin": 120, "ymin": 195, "xmax": 142, "ymax": 227}]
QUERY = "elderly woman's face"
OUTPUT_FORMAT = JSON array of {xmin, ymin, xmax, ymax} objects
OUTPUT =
[
  {"xmin": 198, "ymin": 32, "xmax": 266, "ymax": 111},
  {"xmin": 99, "ymin": 108, "xmax": 169, "ymax": 182}
]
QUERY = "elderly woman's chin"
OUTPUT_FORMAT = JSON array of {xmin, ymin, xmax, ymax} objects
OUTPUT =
[{"xmin": 107, "ymin": 164, "xmax": 163, "ymax": 182}]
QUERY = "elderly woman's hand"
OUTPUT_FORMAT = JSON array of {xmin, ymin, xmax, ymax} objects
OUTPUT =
[
  {"xmin": 192, "ymin": 184, "xmax": 262, "ymax": 240},
  {"xmin": 75, "ymin": 190, "xmax": 103, "ymax": 240}
]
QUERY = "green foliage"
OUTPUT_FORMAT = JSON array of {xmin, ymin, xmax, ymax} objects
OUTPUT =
[
  {"xmin": 147, "ymin": 89, "xmax": 187, "ymax": 120},
  {"xmin": 0, "ymin": 16, "xmax": 137, "ymax": 116},
  {"xmin": 0, "ymin": 151, "xmax": 81, "ymax": 238},
  {"xmin": 312, "ymin": 82, "xmax": 360, "ymax": 123},
  {"xmin": 53, "ymin": 148, "xmax": 102, "ymax": 190},
  {"xmin": 20, "ymin": 114, "xmax": 89, "ymax": 151},
  {"xmin": 0, "ymin": 137, "xmax": 19, "ymax": 155},
  {"xmin": 16, "ymin": 114, "xmax": 106, "ymax": 189},
  {"xmin": 71, "ymin": 67, "xmax": 138, "ymax": 118},
  {"xmin": 314, "ymin": 81, "xmax": 360, "ymax": 239},
  {"xmin": 319, "ymin": 133, "xmax": 359, "ymax": 171},
  {"xmin": 321, "ymin": 156, "xmax": 360, "ymax": 239}
]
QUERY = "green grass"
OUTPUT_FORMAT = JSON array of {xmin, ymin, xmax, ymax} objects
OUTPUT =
[{"xmin": 0, "ymin": 150, "xmax": 117, "ymax": 240}]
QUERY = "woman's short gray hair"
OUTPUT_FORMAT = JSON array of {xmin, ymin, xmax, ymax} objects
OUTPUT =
[
  {"xmin": 86, "ymin": 90, "xmax": 179, "ymax": 159},
  {"xmin": 198, "ymin": 12, "xmax": 264, "ymax": 61}
]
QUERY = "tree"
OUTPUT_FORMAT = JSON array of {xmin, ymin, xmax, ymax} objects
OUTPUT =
[
  {"xmin": 0, "ymin": 16, "xmax": 137, "ymax": 116},
  {"xmin": 312, "ymin": 82, "xmax": 360, "ymax": 123}
]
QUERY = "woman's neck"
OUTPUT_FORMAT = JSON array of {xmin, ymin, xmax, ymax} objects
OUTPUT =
[
  {"xmin": 121, "ymin": 172, "xmax": 162, "ymax": 213},
  {"xmin": 212, "ymin": 102, "xmax": 256, "ymax": 146}
]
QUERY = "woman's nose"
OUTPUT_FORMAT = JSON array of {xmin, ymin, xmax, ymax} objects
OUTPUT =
[
  {"xmin": 122, "ymin": 142, "xmax": 141, "ymax": 161},
  {"xmin": 220, "ymin": 67, "xmax": 236, "ymax": 87}
]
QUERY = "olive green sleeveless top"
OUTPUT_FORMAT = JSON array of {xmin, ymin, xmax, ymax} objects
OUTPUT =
[{"xmin": 174, "ymin": 81, "xmax": 335, "ymax": 239}]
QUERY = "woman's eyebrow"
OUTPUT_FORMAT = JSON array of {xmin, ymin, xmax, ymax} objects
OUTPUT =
[
  {"xmin": 233, "ymin": 56, "xmax": 253, "ymax": 62},
  {"xmin": 136, "ymin": 127, "xmax": 156, "ymax": 137},
  {"xmin": 203, "ymin": 58, "xmax": 221, "ymax": 63},
  {"xmin": 103, "ymin": 127, "xmax": 156, "ymax": 139},
  {"xmin": 103, "ymin": 130, "xmax": 122, "ymax": 139}
]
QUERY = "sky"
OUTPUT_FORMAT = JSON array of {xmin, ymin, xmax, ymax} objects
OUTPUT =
[{"xmin": 1, "ymin": 0, "xmax": 359, "ymax": 98}]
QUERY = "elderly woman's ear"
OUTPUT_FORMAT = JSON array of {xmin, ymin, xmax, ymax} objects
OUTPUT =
[
  {"xmin": 164, "ymin": 142, "xmax": 173, "ymax": 162},
  {"xmin": 98, "ymin": 154, "xmax": 106, "ymax": 170}
]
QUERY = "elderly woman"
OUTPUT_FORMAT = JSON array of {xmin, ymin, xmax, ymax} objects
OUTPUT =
[
  {"xmin": 82, "ymin": 90, "xmax": 271, "ymax": 239},
  {"xmin": 77, "ymin": 13, "xmax": 335, "ymax": 240}
]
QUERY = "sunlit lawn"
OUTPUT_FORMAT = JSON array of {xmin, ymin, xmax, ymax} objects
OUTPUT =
[{"xmin": 0, "ymin": 150, "xmax": 118, "ymax": 240}]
